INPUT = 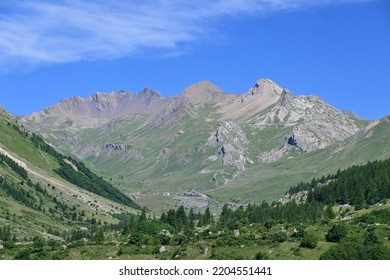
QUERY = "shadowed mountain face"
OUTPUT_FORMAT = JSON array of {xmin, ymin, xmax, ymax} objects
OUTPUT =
[{"xmin": 20, "ymin": 78, "xmax": 390, "ymax": 211}]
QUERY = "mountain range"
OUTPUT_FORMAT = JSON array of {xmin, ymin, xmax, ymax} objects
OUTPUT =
[{"xmin": 18, "ymin": 78, "xmax": 390, "ymax": 212}]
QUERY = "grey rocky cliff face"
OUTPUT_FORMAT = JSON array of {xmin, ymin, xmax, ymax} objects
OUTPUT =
[
  {"xmin": 247, "ymin": 78, "xmax": 283, "ymax": 97},
  {"xmin": 209, "ymin": 121, "xmax": 253, "ymax": 172},
  {"xmin": 248, "ymin": 92, "xmax": 360, "ymax": 153}
]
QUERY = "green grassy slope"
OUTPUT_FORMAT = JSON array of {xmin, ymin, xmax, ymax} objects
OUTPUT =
[{"xmin": 0, "ymin": 107, "xmax": 140, "ymax": 241}]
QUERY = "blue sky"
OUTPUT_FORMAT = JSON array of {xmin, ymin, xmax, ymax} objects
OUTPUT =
[{"xmin": 0, "ymin": 0, "xmax": 389, "ymax": 120}]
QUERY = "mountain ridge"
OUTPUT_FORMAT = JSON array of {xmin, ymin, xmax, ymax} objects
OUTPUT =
[{"xmin": 18, "ymin": 78, "xmax": 389, "ymax": 211}]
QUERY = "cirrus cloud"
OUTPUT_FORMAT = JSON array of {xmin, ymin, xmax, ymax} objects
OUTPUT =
[{"xmin": 0, "ymin": 0, "xmax": 373, "ymax": 70}]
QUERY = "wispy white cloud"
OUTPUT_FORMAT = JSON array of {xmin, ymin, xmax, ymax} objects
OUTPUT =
[{"xmin": 0, "ymin": 0, "xmax": 372, "ymax": 70}]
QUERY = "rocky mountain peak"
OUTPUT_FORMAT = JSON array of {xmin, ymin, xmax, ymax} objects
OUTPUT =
[
  {"xmin": 249, "ymin": 78, "xmax": 283, "ymax": 96},
  {"xmin": 139, "ymin": 87, "xmax": 162, "ymax": 99},
  {"xmin": 183, "ymin": 80, "xmax": 222, "ymax": 95},
  {"xmin": 220, "ymin": 79, "xmax": 284, "ymax": 120},
  {"xmin": 181, "ymin": 80, "xmax": 224, "ymax": 105}
]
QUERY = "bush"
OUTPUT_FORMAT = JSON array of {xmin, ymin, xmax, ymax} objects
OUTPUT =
[
  {"xmin": 3, "ymin": 241, "xmax": 16, "ymax": 249},
  {"xmin": 300, "ymin": 234, "xmax": 319, "ymax": 249},
  {"xmin": 269, "ymin": 230, "xmax": 288, "ymax": 243},
  {"xmin": 14, "ymin": 249, "xmax": 31, "ymax": 260},
  {"xmin": 326, "ymin": 224, "xmax": 348, "ymax": 243},
  {"xmin": 364, "ymin": 229, "xmax": 382, "ymax": 246}
]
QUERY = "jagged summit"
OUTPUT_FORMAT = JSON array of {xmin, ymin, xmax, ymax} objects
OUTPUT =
[
  {"xmin": 139, "ymin": 87, "xmax": 162, "ymax": 98},
  {"xmin": 220, "ymin": 78, "xmax": 285, "ymax": 120},
  {"xmin": 248, "ymin": 78, "xmax": 284, "ymax": 96}
]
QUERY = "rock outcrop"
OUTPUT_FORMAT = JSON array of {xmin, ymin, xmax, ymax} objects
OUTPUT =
[
  {"xmin": 248, "ymin": 93, "xmax": 359, "ymax": 153},
  {"xmin": 103, "ymin": 143, "xmax": 127, "ymax": 152},
  {"xmin": 209, "ymin": 121, "xmax": 253, "ymax": 172}
]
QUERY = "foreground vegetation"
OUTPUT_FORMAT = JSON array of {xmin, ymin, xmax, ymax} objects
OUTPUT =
[
  {"xmin": 2, "ymin": 157, "xmax": 390, "ymax": 260},
  {"xmin": 1, "ymin": 203, "xmax": 389, "ymax": 260}
]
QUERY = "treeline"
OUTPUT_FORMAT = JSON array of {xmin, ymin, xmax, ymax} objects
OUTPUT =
[
  {"xmin": 307, "ymin": 159, "xmax": 390, "ymax": 208},
  {"xmin": 286, "ymin": 159, "xmax": 390, "ymax": 208},
  {"xmin": 218, "ymin": 201, "xmax": 324, "ymax": 230},
  {"xmin": 8, "ymin": 119, "xmax": 64, "ymax": 160},
  {"xmin": 159, "ymin": 206, "xmax": 212, "ymax": 230},
  {"xmin": 7, "ymin": 121, "xmax": 28, "ymax": 138},
  {"xmin": 29, "ymin": 133, "xmax": 63, "ymax": 160},
  {"xmin": 55, "ymin": 158, "xmax": 141, "ymax": 210},
  {"xmin": 287, "ymin": 172, "xmax": 337, "ymax": 195},
  {"xmin": 0, "ymin": 153, "xmax": 28, "ymax": 179},
  {"xmin": 114, "ymin": 206, "xmax": 213, "ymax": 248}
]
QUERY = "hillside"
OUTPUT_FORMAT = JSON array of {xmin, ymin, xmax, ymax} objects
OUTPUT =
[
  {"xmin": 0, "ymin": 106, "xmax": 140, "ymax": 243},
  {"xmin": 1, "ymin": 155, "xmax": 389, "ymax": 260},
  {"xmin": 20, "ymin": 79, "xmax": 390, "ymax": 212}
]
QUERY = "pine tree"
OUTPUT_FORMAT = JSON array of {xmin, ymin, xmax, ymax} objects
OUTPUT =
[
  {"xmin": 176, "ymin": 205, "xmax": 187, "ymax": 230},
  {"xmin": 167, "ymin": 209, "xmax": 176, "ymax": 228},
  {"xmin": 204, "ymin": 207, "xmax": 211, "ymax": 225}
]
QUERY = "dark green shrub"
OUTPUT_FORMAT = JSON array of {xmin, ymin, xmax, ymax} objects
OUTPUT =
[
  {"xmin": 300, "ymin": 234, "xmax": 319, "ymax": 249},
  {"xmin": 326, "ymin": 224, "xmax": 347, "ymax": 242},
  {"xmin": 269, "ymin": 230, "xmax": 288, "ymax": 243}
]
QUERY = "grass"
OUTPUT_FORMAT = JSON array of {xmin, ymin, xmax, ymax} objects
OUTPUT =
[{"xmin": 0, "ymin": 121, "xmax": 59, "ymax": 172}]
